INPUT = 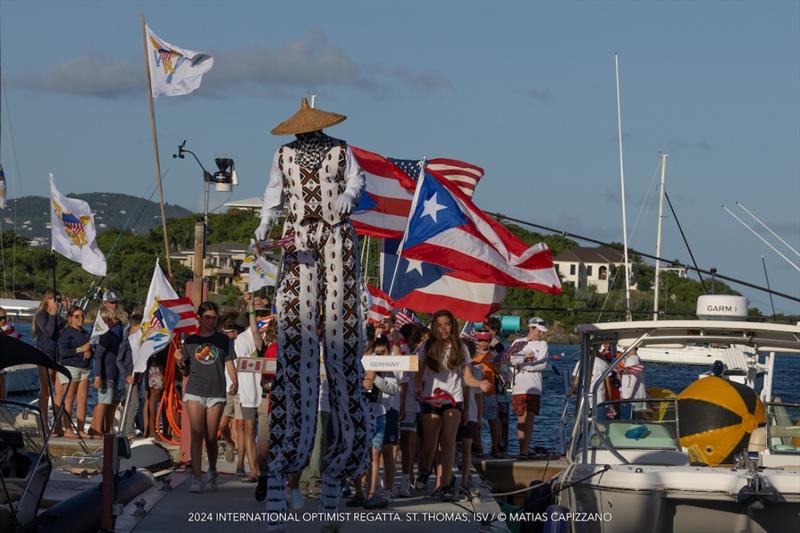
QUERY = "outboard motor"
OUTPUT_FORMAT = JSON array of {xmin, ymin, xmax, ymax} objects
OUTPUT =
[{"xmin": 521, "ymin": 480, "xmax": 554, "ymax": 533}]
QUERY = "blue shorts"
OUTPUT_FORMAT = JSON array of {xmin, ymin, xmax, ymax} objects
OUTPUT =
[
  {"xmin": 383, "ymin": 409, "xmax": 399, "ymax": 445},
  {"xmin": 483, "ymin": 395, "xmax": 499, "ymax": 420},
  {"xmin": 371, "ymin": 415, "xmax": 386, "ymax": 449},
  {"xmin": 97, "ymin": 381, "xmax": 120, "ymax": 405}
]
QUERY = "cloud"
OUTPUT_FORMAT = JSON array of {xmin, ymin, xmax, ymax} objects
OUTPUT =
[
  {"xmin": 12, "ymin": 29, "xmax": 451, "ymax": 99},
  {"xmin": 527, "ymin": 88, "xmax": 553, "ymax": 103}
]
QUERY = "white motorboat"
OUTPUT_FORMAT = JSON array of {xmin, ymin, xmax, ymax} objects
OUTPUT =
[{"xmin": 554, "ymin": 298, "xmax": 800, "ymax": 533}]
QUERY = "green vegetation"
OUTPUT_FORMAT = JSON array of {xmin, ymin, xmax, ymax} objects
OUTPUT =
[{"xmin": 1, "ymin": 208, "xmax": 782, "ymax": 327}]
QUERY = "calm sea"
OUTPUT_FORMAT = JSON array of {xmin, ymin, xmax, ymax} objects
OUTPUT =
[{"xmin": 6, "ymin": 322, "xmax": 799, "ymax": 455}]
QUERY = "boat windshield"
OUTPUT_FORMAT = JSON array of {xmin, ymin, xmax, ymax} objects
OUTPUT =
[
  {"xmin": 0, "ymin": 400, "xmax": 47, "ymax": 458},
  {"xmin": 767, "ymin": 402, "xmax": 800, "ymax": 455},
  {"xmin": 590, "ymin": 398, "xmax": 680, "ymax": 451}
]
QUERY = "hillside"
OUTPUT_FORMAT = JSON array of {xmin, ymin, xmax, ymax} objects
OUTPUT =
[{"xmin": 2, "ymin": 193, "xmax": 194, "ymax": 242}]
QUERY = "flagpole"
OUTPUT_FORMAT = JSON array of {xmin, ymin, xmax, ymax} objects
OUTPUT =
[
  {"xmin": 388, "ymin": 158, "xmax": 426, "ymax": 298},
  {"xmin": 140, "ymin": 13, "xmax": 173, "ymax": 279}
]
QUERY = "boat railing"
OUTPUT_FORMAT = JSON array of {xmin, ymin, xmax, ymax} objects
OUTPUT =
[{"xmin": 766, "ymin": 401, "xmax": 800, "ymax": 455}]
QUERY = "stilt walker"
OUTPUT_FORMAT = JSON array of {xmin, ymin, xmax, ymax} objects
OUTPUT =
[{"xmin": 255, "ymin": 98, "xmax": 370, "ymax": 531}]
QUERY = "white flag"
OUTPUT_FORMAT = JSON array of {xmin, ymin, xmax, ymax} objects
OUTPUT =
[
  {"xmin": 50, "ymin": 174, "xmax": 107, "ymax": 276},
  {"xmin": 145, "ymin": 24, "xmax": 214, "ymax": 98},
  {"xmin": 133, "ymin": 259, "xmax": 179, "ymax": 373},
  {"xmin": 89, "ymin": 310, "xmax": 109, "ymax": 343},
  {"xmin": 248, "ymin": 256, "xmax": 278, "ymax": 292}
]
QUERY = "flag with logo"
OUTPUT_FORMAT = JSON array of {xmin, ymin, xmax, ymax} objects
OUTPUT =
[
  {"xmin": 247, "ymin": 256, "xmax": 278, "ymax": 292},
  {"xmin": 133, "ymin": 259, "xmax": 179, "ymax": 373},
  {"xmin": 158, "ymin": 297, "xmax": 199, "ymax": 335},
  {"xmin": 49, "ymin": 174, "xmax": 107, "ymax": 276},
  {"xmin": 89, "ymin": 310, "xmax": 109, "ymax": 343},
  {"xmin": 145, "ymin": 24, "xmax": 214, "ymax": 98}
]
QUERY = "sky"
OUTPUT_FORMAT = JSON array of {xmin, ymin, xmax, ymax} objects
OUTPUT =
[{"xmin": 1, "ymin": 0, "xmax": 798, "ymax": 314}]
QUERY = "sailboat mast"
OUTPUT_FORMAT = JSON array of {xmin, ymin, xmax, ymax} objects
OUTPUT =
[
  {"xmin": 653, "ymin": 153, "xmax": 667, "ymax": 320},
  {"xmin": 614, "ymin": 53, "xmax": 632, "ymax": 320}
]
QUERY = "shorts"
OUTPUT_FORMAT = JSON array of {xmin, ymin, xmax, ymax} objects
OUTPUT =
[
  {"xmin": 238, "ymin": 406, "xmax": 257, "ymax": 421},
  {"xmin": 222, "ymin": 393, "xmax": 239, "ymax": 418},
  {"xmin": 184, "ymin": 393, "xmax": 226, "ymax": 408},
  {"xmin": 97, "ymin": 381, "xmax": 120, "ymax": 404},
  {"xmin": 371, "ymin": 414, "xmax": 386, "ymax": 449},
  {"xmin": 383, "ymin": 408, "xmax": 399, "ymax": 445},
  {"xmin": 257, "ymin": 397, "xmax": 270, "ymax": 443},
  {"xmin": 399, "ymin": 410, "xmax": 419, "ymax": 432},
  {"xmin": 457, "ymin": 421, "xmax": 478, "ymax": 443},
  {"xmin": 483, "ymin": 395, "xmax": 499, "ymax": 420},
  {"xmin": 148, "ymin": 366, "xmax": 164, "ymax": 390},
  {"xmin": 512, "ymin": 394, "xmax": 541, "ymax": 417},
  {"xmin": 421, "ymin": 401, "xmax": 464, "ymax": 417},
  {"xmin": 59, "ymin": 366, "xmax": 91, "ymax": 385}
]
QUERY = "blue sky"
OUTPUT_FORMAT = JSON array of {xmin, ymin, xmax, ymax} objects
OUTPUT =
[{"xmin": 1, "ymin": 1, "xmax": 798, "ymax": 314}]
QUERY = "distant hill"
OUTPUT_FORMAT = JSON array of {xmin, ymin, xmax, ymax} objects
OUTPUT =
[{"xmin": 2, "ymin": 193, "xmax": 194, "ymax": 242}]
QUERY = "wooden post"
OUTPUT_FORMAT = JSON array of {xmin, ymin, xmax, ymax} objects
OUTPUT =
[{"xmin": 192, "ymin": 219, "xmax": 204, "ymax": 306}]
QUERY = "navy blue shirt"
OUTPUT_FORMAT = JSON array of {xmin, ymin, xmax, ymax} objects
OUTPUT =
[
  {"xmin": 94, "ymin": 326, "xmax": 123, "ymax": 383},
  {"xmin": 35, "ymin": 311, "xmax": 65, "ymax": 361},
  {"xmin": 57, "ymin": 326, "xmax": 91, "ymax": 368}
]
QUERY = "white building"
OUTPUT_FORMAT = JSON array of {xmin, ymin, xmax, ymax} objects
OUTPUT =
[
  {"xmin": 223, "ymin": 197, "xmax": 262, "ymax": 214},
  {"xmin": 553, "ymin": 246, "xmax": 625, "ymax": 294}
]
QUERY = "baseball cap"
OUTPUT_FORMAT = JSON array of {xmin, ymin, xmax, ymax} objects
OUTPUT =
[
  {"xmin": 102, "ymin": 290, "xmax": 120, "ymax": 303},
  {"xmin": 527, "ymin": 317, "xmax": 548, "ymax": 332}
]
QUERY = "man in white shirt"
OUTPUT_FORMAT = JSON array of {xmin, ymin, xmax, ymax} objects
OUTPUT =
[
  {"xmin": 508, "ymin": 317, "xmax": 549, "ymax": 459},
  {"xmin": 618, "ymin": 346, "xmax": 646, "ymax": 420}
]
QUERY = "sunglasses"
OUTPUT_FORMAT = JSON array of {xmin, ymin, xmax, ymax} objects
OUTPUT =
[
  {"xmin": 72, "ymin": 314, "xmax": 84, "ymax": 319},
  {"xmin": 202, "ymin": 314, "xmax": 218, "ymax": 319}
]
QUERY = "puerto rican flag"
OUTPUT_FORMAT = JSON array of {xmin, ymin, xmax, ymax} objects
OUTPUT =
[
  {"xmin": 158, "ymin": 297, "xmax": 199, "ymax": 335},
  {"xmin": 402, "ymin": 171, "xmax": 562, "ymax": 292},
  {"xmin": 381, "ymin": 238, "xmax": 506, "ymax": 322},
  {"xmin": 366, "ymin": 285, "xmax": 395, "ymax": 324},
  {"xmin": 350, "ymin": 146, "xmax": 484, "ymax": 239}
]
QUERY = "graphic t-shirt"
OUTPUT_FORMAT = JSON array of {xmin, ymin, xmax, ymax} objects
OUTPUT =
[{"xmin": 183, "ymin": 332, "xmax": 235, "ymax": 399}]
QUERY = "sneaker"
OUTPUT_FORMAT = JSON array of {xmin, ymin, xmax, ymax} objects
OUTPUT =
[
  {"xmin": 413, "ymin": 472, "xmax": 430, "ymax": 491},
  {"xmin": 224, "ymin": 443, "xmax": 235, "ymax": 463},
  {"xmin": 438, "ymin": 485, "xmax": 454, "ymax": 501},
  {"xmin": 345, "ymin": 495, "xmax": 365, "ymax": 507},
  {"xmin": 255, "ymin": 474, "xmax": 268, "ymax": 502},
  {"xmin": 289, "ymin": 488, "xmax": 304, "ymax": 510},
  {"xmin": 396, "ymin": 481, "xmax": 410, "ymax": 498},
  {"xmin": 455, "ymin": 485, "xmax": 471, "ymax": 501},
  {"xmin": 364, "ymin": 494, "xmax": 388, "ymax": 509},
  {"xmin": 189, "ymin": 476, "xmax": 203, "ymax": 493},
  {"xmin": 204, "ymin": 470, "xmax": 218, "ymax": 491}
]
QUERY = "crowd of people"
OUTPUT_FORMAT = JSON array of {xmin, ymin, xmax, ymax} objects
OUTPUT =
[{"xmin": 2, "ymin": 287, "xmax": 636, "ymax": 508}]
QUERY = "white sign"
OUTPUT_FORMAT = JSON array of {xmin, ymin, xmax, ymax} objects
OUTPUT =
[{"xmin": 361, "ymin": 356, "xmax": 419, "ymax": 372}]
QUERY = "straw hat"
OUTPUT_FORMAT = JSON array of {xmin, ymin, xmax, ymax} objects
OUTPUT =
[{"xmin": 271, "ymin": 97, "xmax": 347, "ymax": 135}]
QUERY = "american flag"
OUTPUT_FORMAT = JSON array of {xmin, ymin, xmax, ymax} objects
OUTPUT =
[
  {"xmin": 252, "ymin": 232, "xmax": 296, "ymax": 252},
  {"xmin": 61, "ymin": 213, "xmax": 86, "ymax": 236},
  {"xmin": 618, "ymin": 362, "xmax": 645, "ymax": 375},
  {"xmin": 394, "ymin": 308, "xmax": 418, "ymax": 328},
  {"xmin": 388, "ymin": 157, "xmax": 484, "ymax": 198},
  {"xmin": 367, "ymin": 285, "xmax": 394, "ymax": 324},
  {"xmin": 460, "ymin": 320, "xmax": 478, "ymax": 342}
]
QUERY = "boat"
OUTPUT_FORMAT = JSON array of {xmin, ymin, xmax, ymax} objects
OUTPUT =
[{"xmin": 554, "ymin": 296, "xmax": 800, "ymax": 533}]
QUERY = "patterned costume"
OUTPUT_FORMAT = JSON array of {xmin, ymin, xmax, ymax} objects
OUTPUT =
[{"xmin": 257, "ymin": 99, "xmax": 370, "ymax": 530}]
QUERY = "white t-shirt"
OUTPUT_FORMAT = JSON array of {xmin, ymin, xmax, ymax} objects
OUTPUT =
[
  {"xmin": 509, "ymin": 339, "xmax": 548, "ymax": 395},
  {"xmin": 619, "ymin": 353, "xmax": 646, "ymax": 400},
  {"xmin": 571, "ymin": 356, "xmax": 609, "ymax": 404},
  {"xmin": 234, "ymin": 329, "xmax": 262, "ymax": 408},
  {"xmin": 465, "ymin": 364, "xmax": 483, "ymax": 423},
  {"xmin": 419, "ymin": 342, "xmax": 469, "ymax": 403}
]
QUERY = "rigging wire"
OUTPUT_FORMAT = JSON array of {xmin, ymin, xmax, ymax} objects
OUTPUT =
[
  {"xmin": 1, "ymin": 71, "xmax": 25, "ymax": 295},
  {"xmin": 487, "ymin": 211, "xmax": 799, "ymax": 304},
  {"xmin": 663, "ymin": 191, "xmax": 707, "ymax": 293}
]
